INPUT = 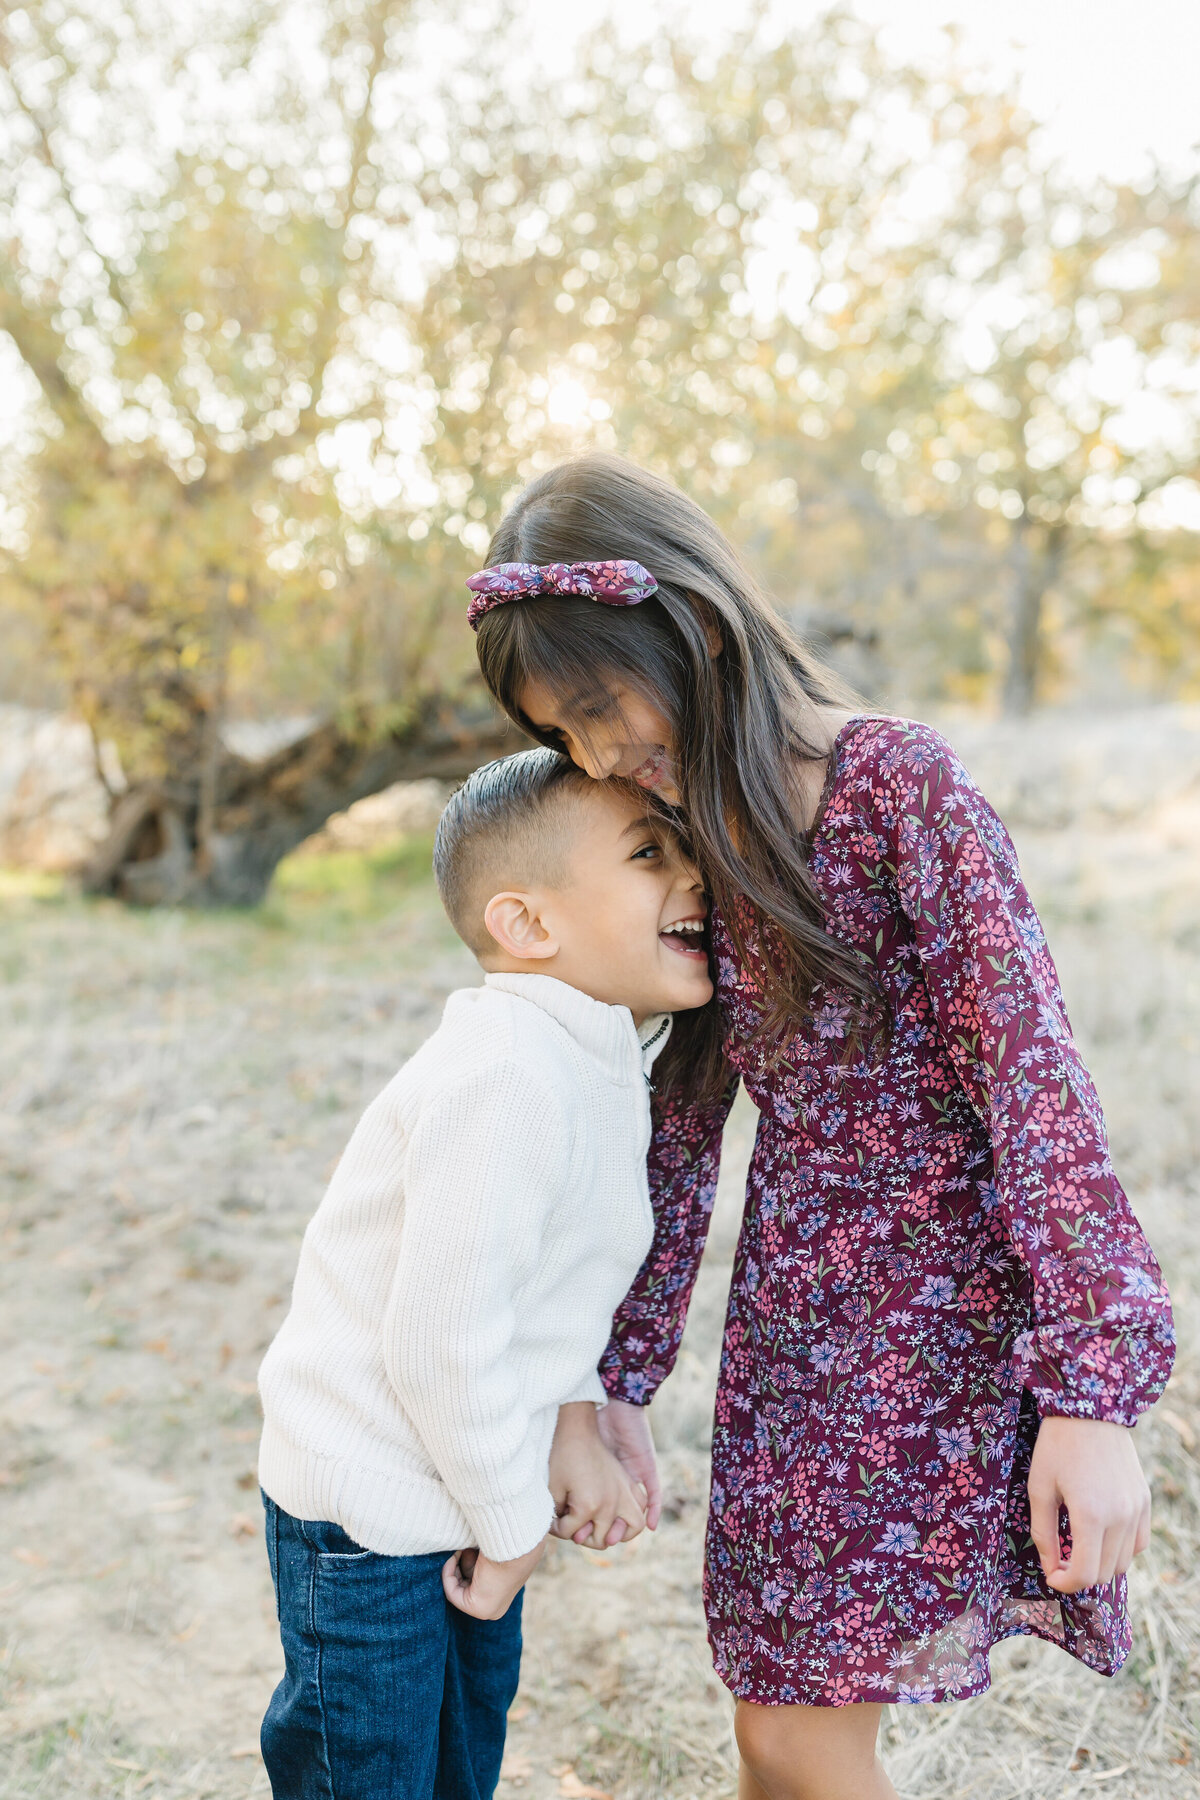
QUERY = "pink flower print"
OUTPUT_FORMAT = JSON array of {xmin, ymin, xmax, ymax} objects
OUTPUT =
[
  {"xmin": 977, "ymin": 913, "xmax": 1017, "ymax": 951},
  {"xmin": 945, "ymin": 990, "xmax": 983, "ymax": 1030},
  {"xmin": 862, "ymin": 1431, "xmax": 900, "ymax": 1468}
]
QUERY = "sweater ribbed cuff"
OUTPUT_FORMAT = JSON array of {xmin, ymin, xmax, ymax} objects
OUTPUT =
[
  {"xmin": 464, "ymin": 1482, "xmax": 556, "ymax": 1563},
  {"xmin": 563, "ymin": 1369, "xmax": 606, "ymax": 1407}
]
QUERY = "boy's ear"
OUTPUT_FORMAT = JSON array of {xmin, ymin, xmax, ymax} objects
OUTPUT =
[{"xmin": 482, "ymin": 891, "xmax": 558, "ymax": 962}]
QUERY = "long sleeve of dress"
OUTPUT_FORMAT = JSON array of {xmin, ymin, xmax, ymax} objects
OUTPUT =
[
  {"xmin": 599, "ymin": 1078, "xmax": 738, "ymax": 1405},
  {"xmin": 869, "ymin": 724, "xmax": 1175, "ymax": 1425}
]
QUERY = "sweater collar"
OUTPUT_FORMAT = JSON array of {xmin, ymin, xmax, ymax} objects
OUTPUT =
[{"xmin": 482, "ymin": 972, "xmax": 672, "ymax": 1083}]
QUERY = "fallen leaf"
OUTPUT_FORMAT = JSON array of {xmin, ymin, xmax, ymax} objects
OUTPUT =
[
  {"xmin": 172, "ymin": 1618, "xmax": 200, "ymax": 1642},
  {"xmin": 236, "ymin": 1470, "xmax": 257, "ymax": 1490},
  {"xmin": 558, "ymin": 1773, "xmax": 613, "ymax": 1800},
  {"xmin": 12, "ymin": 1546, "xmax": 47, "ymax": 1567},
  {"xmin": 229, "ymin": 1511, "xmax": 258, "ymax": 1538},
  {"xmin": 149, "ymin": 1495, "xmax": 196, "ymax": 1514},
  {"xmin": 230, "ymin": 1745, "xmax": 261, "ymax": 1760},
  {"xmin": 106, "ymin": 1758, "xmax": 144, "ymax": 1773},
  {"xmin": 90, "ymin": 1559, "xmax": 127, "ymax": 1581},
  {"xmin": 226, "ymin": 1378, "xmax": 259, "ymax": 1396},
  {"xmin": 224, "ymin": 1427, "xmax": 259, "ymax": 1443},
  {"xmin": 501, "ymin": 1752, "xmax": 532, "ymax": 1779},
  {"xmin": 142, "ymin": 1338, "xmax": 171, "ymax": 1357},
  {"xmin": 33, "ymin": 1359, "xmax": 58, "ymax": 1375},
  {"xmin": 507, "ymin": 1704, "xmax": 530, "ymax": 1722}
]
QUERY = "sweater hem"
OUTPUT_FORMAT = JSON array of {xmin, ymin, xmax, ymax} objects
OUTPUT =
[{"xmin": 258, "ymin": 1426, "xmax": 476, "ymax": 1556}]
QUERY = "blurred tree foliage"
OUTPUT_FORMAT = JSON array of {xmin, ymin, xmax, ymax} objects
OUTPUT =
[{"xmin": 0, "ymin": 0, "xmax": 1197, "ymax": 901}]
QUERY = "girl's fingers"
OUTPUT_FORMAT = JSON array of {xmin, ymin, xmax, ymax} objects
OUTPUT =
[
  {"xmin": 1027, "ymin": 1483, "xmax": 1063, "ymax": 1583},
  {"xmin": 1049, "ymin": 1514, "xmax": 1103, "ymax": 1592},
  {"xmin": 1134, "ymin": 1496, "xmax": 1152, "ymax": 1557},
  {"xmin": 1114, "ymin": 1520, "xmax": 1140, "ymax": 1579},
  {"xmin": 1096, "ymin": 1521, "xmax": 1124, "ymax": 1587},
  {"xmin": 604, "ymin": 1517, "xmax": 628, "ymax": 1547}
]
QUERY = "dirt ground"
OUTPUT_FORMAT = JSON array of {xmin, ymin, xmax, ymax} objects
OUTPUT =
[{"xmin": 1, "ymin": 712, "xmax": 1198, "ymax": 1799}]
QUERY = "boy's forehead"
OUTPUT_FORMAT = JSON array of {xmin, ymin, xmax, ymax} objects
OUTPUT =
[{"xmin": 574, "ymin": 780, "xmax": 651, "ymax": 834}]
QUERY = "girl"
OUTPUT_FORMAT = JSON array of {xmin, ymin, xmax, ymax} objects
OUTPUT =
[{"xmin": 463, "ymin": 455, "xmax": 1174, "ymax": 1800}]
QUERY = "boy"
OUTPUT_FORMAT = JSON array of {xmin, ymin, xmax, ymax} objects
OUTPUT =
[{"xmin": 257, "ymin": 747, "xmax": 713, "ymax": 1799}]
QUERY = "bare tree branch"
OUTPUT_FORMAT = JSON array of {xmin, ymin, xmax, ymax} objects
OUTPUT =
[{"xmin": 0, "ymin": 30, "xmax": 133, "ymax": 322}]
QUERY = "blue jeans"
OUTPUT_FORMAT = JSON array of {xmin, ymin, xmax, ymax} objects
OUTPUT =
[{"xmin": 261, "ymin": 1494, "xmax": 523, "ymax": 1800}]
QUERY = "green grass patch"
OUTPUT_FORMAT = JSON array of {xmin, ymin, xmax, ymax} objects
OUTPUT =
[
  {"xmin": 266, "ymin": 830, "xmax": 440, "ymax": 928},
  {"xmin": 0, "ymin": 867, "xmax": 65, "ymax": 901}
]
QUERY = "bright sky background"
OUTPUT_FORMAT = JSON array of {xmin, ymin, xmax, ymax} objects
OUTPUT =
[{"xmin": 525, "ymin": 0, "xmax": 1200, "ymax": 183}]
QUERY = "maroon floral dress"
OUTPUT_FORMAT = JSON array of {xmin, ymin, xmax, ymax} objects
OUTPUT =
[{"xmin": 599, "ymin": 717, "xmax": 1174, "ymax": 1707}]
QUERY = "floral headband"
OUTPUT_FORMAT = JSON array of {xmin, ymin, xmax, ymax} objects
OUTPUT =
[{"xmin": 465, "ymin": 559, "xmax": 658, "ymax": 630}]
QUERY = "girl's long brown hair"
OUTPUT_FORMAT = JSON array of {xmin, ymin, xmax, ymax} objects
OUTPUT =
[{"xmin": 473, "ymin": 453, "xmax": 881, "ymax": 1104}]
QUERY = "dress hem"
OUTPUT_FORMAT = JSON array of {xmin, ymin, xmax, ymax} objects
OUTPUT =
[{"xmin": 713, "ymin": 1612, "xmax": 1131, "ymax": 1709}]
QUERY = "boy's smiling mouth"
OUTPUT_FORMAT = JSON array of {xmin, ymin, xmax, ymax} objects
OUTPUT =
[{"xmin": 659, "ymin": 916, "xmax": 708, "ymax": 960}]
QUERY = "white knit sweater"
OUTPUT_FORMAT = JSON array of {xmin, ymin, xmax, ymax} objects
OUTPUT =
[{"xmin": 257, "ymin": 973, "xmax": 669, "ymax": 1562}]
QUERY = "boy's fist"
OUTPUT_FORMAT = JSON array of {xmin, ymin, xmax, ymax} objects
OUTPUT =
[
  {"xmin": 442, "ymin": 1540, "xmax": 544, "ymax": 1620},
  {"xmin": 549, "ymin": 1401, "xmax": 646, "ymax": 1549}
]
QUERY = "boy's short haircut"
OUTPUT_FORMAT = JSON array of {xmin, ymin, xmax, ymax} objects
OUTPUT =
[{"xmin": 434, "ymin": 747, "xmax": 593, "ymax": 955}]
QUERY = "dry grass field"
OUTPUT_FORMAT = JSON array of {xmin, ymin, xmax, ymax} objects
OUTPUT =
[{"xmin": 1, "ymin": 710, "xmax": 1198, "ymax": 1799}]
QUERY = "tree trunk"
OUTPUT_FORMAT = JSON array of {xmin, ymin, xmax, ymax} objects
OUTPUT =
[
  {"xmin": 79, "ymin": 697, "xmax": 522, "ymax": 907},
  {"xmin": 1002, "ymin": 523, "xmax": 1065, "ymax": 716}
]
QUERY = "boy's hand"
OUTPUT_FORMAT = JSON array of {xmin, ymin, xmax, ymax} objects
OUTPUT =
[
  {"xmin": 1028, "ymin": 1416, "xmax": 1152, "ymax": 1593},
  {"xmin": 442, "ymin": 1541, "xmax": 544, "ymax": 1620},
  {"xmin": 596, "ymin": 1398, "xmax": 662, "ymax": 1531},
  {"xmin": 549, "ymin": 1402, "xmax": 646, "ymax": 1549}
]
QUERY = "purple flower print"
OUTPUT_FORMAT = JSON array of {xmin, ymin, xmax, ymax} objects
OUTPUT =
[
  {"xmin": 761, "ymin": 1579, "xmax": 789, "ymax": 1616},
  {"xmin": 877, "ymin": 1522, "xmax": 921, "ymax": 1555},
  {"xmin": 936, "ymin": 1425, "xmax": 975, "ymax": 1463},
  {"xmin": 916, "ymin": 1274, "xmax": 957, "ymax": 1307}
]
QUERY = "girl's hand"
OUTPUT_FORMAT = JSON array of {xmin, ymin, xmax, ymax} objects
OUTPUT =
[
  {"xmin": 597, "ymin": 1398, "xmax": 662, "ymax": 1531},
  {"xmin": 1027, "ymin": 1416, "xmax": 1152, "ymax": 1593},
  {"xmin": 548, "ymin": 1402, "xmax": 646, "ymax": 1548},
  {"xmin": 442, "ymin": 1540, "xmax": 544, "ymax": 1620}
]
